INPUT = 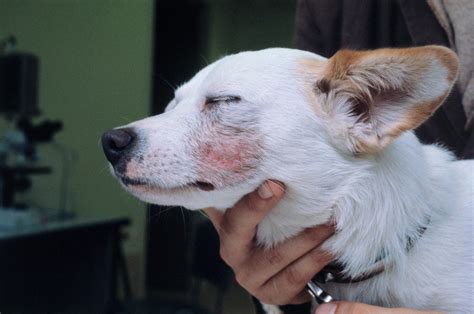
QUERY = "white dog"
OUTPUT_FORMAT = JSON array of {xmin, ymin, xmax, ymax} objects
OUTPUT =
[{"xmin": 102, "ymin": 46, "xmax": 473, "ymax": 313}]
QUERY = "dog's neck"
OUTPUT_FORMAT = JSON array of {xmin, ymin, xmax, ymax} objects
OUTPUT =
[
  {"xmin": 325, "ymin": 133, "xmax": 454, "ymax": 277},
  {"xmin": 259, "ymin": 132, "xmax": 455, "ymax": 278}
]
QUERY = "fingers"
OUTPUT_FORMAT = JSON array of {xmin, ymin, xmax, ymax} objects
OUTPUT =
[
  {"xmin": 255, "ymin": 246, "xmax": 333, "ymax": 305},
  {"xmin": 218, "ymin": 180, "xmax": 285, "ymax": 266},
  {"xmin": 203, "ymin": 180, "xmax": 283, "ymax": 234},
  {"xmin": 239, "ymin": 225, "xmax": 335, "ymax": 292},
  {"xmin": 203, "ymin": 207, "xmax": 224, "ymax": 229},
  {"xmin": 288, "ymin": 290, "xmax": 315, "ymax": 304},
  {"xmin": 315, "ymin": 302, "xmax": 444, "ymax": 314},
  {"xmin": 204, "ymin": 180, "xmax": 335, "ymax": 306}
]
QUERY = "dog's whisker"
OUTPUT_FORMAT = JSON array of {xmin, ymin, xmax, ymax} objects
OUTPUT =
[
  {"xmin": 158, "ymin": 75, "xmax": 177, "ymax": 91},
  {"xmin": 179, "ymin": 206, "xmax": 188, "ymax": 240},
  {"xmin": 148, "ymin": 205, "xmax": 176, "ymax": 223},
  {"xmin": 199, "ymin": 53, "xmax": 210, "ymax": 66},
  {"xmin": 198, "ymin": 209, "xmax": 209, "ymax": 219},
  {"xmin": 198, "ymin": 210, "xmax": 227, "ymax": 234},
  {"xmin": 99, "ymin": 165, "xmax": 111, "ymax": 174}
]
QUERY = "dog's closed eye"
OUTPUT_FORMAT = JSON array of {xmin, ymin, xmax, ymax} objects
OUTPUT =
[{"xmin": 205, "ymin": 95, "xmax": 241, "ymax": 107}]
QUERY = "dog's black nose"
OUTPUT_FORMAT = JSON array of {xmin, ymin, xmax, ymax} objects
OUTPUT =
[{"xmin": 101, "ymin": 128, "xmax": 135, "ymax": 165}]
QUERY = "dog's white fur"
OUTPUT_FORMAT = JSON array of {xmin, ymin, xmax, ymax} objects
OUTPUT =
[{"xmin": 109, "ymin": 46, "xmax": 473, "ymax": 313}]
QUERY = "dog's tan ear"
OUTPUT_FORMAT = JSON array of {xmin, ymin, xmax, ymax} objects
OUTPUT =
[{"xmin": 315, "ymin": 45, "xmax": 459, "ymax": 154}]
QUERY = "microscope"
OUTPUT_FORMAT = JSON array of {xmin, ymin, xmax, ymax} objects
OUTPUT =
[{"xmin": 0, "ymin": 36, "xmax": 63, "ymax": 226}]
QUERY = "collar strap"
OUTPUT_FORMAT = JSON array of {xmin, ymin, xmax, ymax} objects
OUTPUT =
[
  {"xmin": 315, "ymin": 260, "xmax": 385, "ymax": 284},
  {"xmin": 316, "ymin": 222, "xmax": 428, "ymax": 284}
]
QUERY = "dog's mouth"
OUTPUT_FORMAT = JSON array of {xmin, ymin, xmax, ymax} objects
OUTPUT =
[
  {"xmin": 190, "ymin": 181, "xmax": 215, "ymax": 191},
  {"xmin": 120, "ymin": 176, "xmax": 147, "ymax": 186},
  {"xmin": 119, "ymin": 175, "xmax": 215, "ymax": 192}
]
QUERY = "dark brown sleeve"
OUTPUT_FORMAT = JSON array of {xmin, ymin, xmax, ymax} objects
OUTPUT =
[
  {"xmin": 293, "ymin": 0, "xmax": 343, "ymax": 57},
  {"xmin": 293, "ymin": 0, "xmax": 323, "ymax": 54},
  {"xmin": 462, "ymin": 131, "xmax": 474, "ymax": 159},
  {"xmin": 293, "ymin": 0, "xmax": 408, "ymax": 57}
]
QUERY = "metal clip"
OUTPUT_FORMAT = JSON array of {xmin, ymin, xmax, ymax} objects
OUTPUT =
[{"xmin": 306, "ymin": 280, "xmax": 334, "ymax": 304}]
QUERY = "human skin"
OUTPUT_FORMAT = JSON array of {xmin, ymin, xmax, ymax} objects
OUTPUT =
[
  {"xmin": 204, "ymin": 180, "xmax": 334, "ymax": 305},
  {"xmin": 204, "ymin": 180, "xmax": 441, "ymax": 313}
]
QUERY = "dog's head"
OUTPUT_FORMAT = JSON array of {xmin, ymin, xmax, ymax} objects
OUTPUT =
[{"xmin": 102, "ymin": 46, "xmax": 458, "ymax": 211}]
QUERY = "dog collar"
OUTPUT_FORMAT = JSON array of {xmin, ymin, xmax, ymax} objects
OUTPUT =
[
  {"xmin": 315, "ymin": 223, "xmax": 428, "ymax": 284},
  {"xmin": 315, "ymin": 260, "xmax": 385, "ymax": 284}
]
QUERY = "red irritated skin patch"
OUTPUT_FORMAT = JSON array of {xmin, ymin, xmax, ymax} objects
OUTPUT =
[
  {"xmin": 193, "ymin": 118, "xmax": 262, "ymax": 189},
  {"xmin": 199, "ymin": 142, "xmax": 247, "ymax": 171}
]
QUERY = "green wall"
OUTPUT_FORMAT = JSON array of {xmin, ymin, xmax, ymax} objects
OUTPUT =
[{"xmin": 0, "ymin": 0, "xmax": 153, "ymax": 295}]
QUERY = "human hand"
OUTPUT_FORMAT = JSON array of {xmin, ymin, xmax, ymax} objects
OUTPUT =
[
  {"xmin": 204, "ymin": 180, "xmax": 335, "ymax": 305},
  {"xmin": 315, "ymin": 302, "xmax": 443, "ymax": 314}
]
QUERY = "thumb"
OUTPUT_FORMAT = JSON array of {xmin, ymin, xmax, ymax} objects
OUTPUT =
[
  {"xmin": 203, "ymin": 207, "xmax": 224, "ymax": 230},
  {"xmin": 315, "ymin": 302, "xmax": 443, "ymax": 314}
]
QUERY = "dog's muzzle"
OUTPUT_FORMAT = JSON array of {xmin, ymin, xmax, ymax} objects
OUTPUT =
[{"xmin": 101, "ymin": 128, "xmax": 136, "ymax": 166}]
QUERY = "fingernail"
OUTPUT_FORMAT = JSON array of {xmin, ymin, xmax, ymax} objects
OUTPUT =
[
  {"xmin": 316, "ymin": 303, "xmax": 337, "ymax": 314},
  {"xmin": 257, "ymin": 182, "xmax": 273, "ymax": 199}
]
